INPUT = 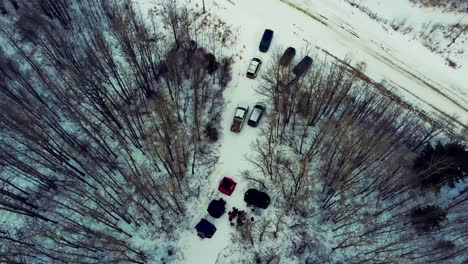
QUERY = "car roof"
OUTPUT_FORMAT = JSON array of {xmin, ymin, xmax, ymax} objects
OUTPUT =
[
  {"xmin": 293, "ymin": 56, "xmax": 313, "ymax": 75},
  {"xmin": 279, "ymin": 48, "xmax": 296, "ymax": 65},
  {"xmin": 245, "ymin": 189, "xmax": 270, "ymax": 208},
  {"xmin": 235, "ymin": 107, "xmax": 247, "ymax": 118},
  {"xmin": 250, "ymin": 107, "xmax": 262, "ymax": 121},
  {"xmin": 263, "ymin": 29, "xmax": 273, "ymax": 38},
  {"xmin": 298, "ymin": 56, "xmax": 313, "ymax": 66},
  {"xmin": 248, "ymin": 60, "xmax": 260, "ymax": 72},
  {"xmin": 196, "ymin": 219, "xmax": 216, "ymax": 235},
  {"xmin": 285, "ymin": 47, "xmax": 296, "ymax": 54},
  {"xmin": 302, "ymin": 56, "xmax": 312, "ymax": 63},
  {"xmin": 237, "ymin": 104, "xmax": 248, "ymax": 110},
  {"xmin": 208, "ymin": 199, "xmax": 226, "ymax": 217},
  {"xmin": 254, "ymin": 102, "xmax": 266, "ymax": 109}
]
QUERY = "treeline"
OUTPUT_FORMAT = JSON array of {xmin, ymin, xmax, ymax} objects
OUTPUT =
[
  {"xmin": 0, "ymin": 0, "xmax": 232, "ymax": 263},
  {"xmin": 409, "ymin": 0, "xmax": 468, "ymax": 11},
  {"xmin": 231, "ymin": 51, "xmax": 467, "ymax": 263}
]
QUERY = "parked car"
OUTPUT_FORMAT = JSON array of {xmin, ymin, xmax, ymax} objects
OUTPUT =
[
  {"xmin": 244, "ymin": 189, "xmax": 271, "ymax": 209},
  {"xmin": 248, "ymin": 102, "xmax": 266, "ymax": 127},
  {"xmin": 195, "ymin": 219, "xmax": 217, "ymax": 239},
  {"xmin": 230, "ymin": 104, "xmax": 249, "ymax": 133},
  {"xmin": 259, "ymin": 29, "xmax": 274, "ymax": 52},
  {"xmin": 279, "ymin": 47, "xmax": 296, "ymax": 66},
  {"xmin": 218, "ymin": 177, "xmax": 237, "ymax": 195},
  {"xmin": 246, "ymin": 57, "xmax": 262, "ymax": 78},
  {"xmin": 207, "ymin": 198, "xmax": 226, "ymax": 218},
  {"xmin": 292, "ymin": 56, "xmax": 313, "ymax": 76}
]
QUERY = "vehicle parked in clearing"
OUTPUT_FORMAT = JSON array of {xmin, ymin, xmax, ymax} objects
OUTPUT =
[
  {"xmin": 246, "ymin": 57, "xmax": 262, "ymax": 78},
  {"xmin": 279, "ymin": 47, "xmax": 296, "ymax": 66},
  {"xmin": 259, "ymin": 29, "xmax": 274, "ymax": 52},
  {"xmin": 292, "ymin": 55, "xmax": 313, "ymax": 76},
  {"xmin": 230, "ymin": 104, "xmax": 249, "ymax": 132},
  {"xmin": 195, "ymin": 219, "xmax": 217, "ymax": 239},
  {"xmin": 218, "ymin": 177, "xmax": 237, "ymax": 196},
  {"xmin": 207, "ymin": 198, "xmax": 226, "ymax": 218},
  {"xmin": 244, "ymin": 189, "xmax": 271, "ymax": 209},
  {"xmin": 248, "ymin": 102, "xmax": 266, "ymax": 127}
]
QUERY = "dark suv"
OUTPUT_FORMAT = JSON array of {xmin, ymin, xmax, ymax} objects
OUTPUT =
[
  {"xmin": 292, "ymin": 56, "xmax": 313, "ymax": 77},
  {"xmin": 259, "ymin": 29, "xmax": 274, "ymax": 52},
  {"xmin": 279, "ymin": 47, "xmax": 296, "ymax": 66},
  {"xmin": 244, "ymin": 189, "xmax": 270, "ymax": 209}
]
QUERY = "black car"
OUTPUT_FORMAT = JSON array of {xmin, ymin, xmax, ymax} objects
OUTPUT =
[
  {"xmin": 248, "ymin": 102, "xmax": 266, "ymax": 127},
  {"xmin": 259, "ymin": 29, "xmax": 274, "ymax": 52},
  {"xmin": 292, "ymin": 56, "xmax": 313, "ymax": 76},
  {"xmin": 195, "ymin": 219, "xmax": 217, "ymax": 239},
  {"xmin": 207, "ymin": 199, "xmax": 226, "ymax": 218},
  {"xmin": 244, "ymin": 189, "xmax": 270, "ymax": 209},
  {"xmin": 279, "ymin": 47, "xmax": 296, "ymax": 66}
]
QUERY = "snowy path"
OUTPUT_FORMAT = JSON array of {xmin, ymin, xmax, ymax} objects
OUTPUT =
[
  {"xmin": 178, "ymin": 18, "xmax": 270, "ymax": 262},
  {"xmin": 180, "ymin": 48, "xmax": 267, "ymax": 263},
  {"xmin": 213, "ymin": 0, "xmax": 468, "ymax": 126}
]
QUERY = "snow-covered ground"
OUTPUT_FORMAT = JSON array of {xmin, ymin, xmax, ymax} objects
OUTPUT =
[
  {"xmin": 219, "ymin": 0, "xmax": 468, "ymax": 126},
  {"xmin": 178, "ymin": 36, "xmax": 269, "ymax": 264},
  {"xmin": 348, "ymin": 0, "xmax": 468, "ymax": 68},
  {"xmin": 132, "ymin": 0, "xmax": 467, "ymax": 263}
]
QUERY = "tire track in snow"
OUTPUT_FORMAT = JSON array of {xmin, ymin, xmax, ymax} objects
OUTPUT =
[{"xmin": 281, "ymin": 0, "xmax": 468, "ymax": 126}]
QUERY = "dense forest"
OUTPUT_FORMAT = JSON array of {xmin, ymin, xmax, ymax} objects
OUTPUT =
[
  {"xmin": 226, "ymin": 53, "xmax": 468, "ymax": 263},
  {"xmin": 0, "ymin": 0, "xmax": 232, "ymax": 262}
]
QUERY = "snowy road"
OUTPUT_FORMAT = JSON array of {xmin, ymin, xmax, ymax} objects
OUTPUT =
[
  {"xmin": 179, "ymin": 0, "xmax": 467, "ymax": 263},
  {"xmin": 213, "ymin": 0, "xmax": 468, "ymax": 126},
  {"xmin": 179, "ymin": 44, "xmax": 267, "ymax": 264}
]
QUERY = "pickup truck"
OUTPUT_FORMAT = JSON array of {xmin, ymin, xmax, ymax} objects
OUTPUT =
[{"xmin": 230, "ymin": 105, "xmax": 249, "ymax": 133}]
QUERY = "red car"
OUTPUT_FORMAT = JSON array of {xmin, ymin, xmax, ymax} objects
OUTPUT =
[{"xmin": 218, "ymin": 177, "xmax": 237, "ymax": 195}]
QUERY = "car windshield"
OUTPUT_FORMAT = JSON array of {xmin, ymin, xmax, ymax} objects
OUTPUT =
[
  {"xmin": 248, "ymin": 60, "xmax": 259, "ymax": 73},
  {"xmin": 235, "ymin": 108, "xmax": 246, "ymax": 118},
  {"xmin": 250, "ymin": 107, "xmax": 262, "ymax": 121}
]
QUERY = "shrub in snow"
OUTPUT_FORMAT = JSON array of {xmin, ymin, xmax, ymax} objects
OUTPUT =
[
  {"xmin": 410, "ymin": 205, "xmax": 447, "ymax": 232},
  {"xmin": 204, "ymin": 123, "xmax": 219, "ymax": 142},
  {"xmin": 413, "ymin": 142, "xmax": 468, "ymax": 191}
]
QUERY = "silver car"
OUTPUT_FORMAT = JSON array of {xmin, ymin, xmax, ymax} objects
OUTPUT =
[{"xmin": 246, "ymin": 57, "xmax": 262, "ymax": 79}]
